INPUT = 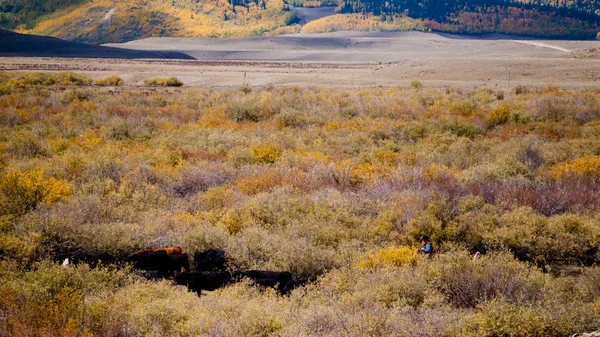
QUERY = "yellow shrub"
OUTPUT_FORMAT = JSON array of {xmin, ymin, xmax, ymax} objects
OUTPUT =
[
  {"xmin": 221, "ymin": 208, "xmax": 243, "ymax": 235},
  {"xmin": 201, "ymin": 185, "xmax": 235, "ymax": 210},
  {"xmin": 423, "ymin": 163, "xmax": 457, "ymax": 182},
  {"xmin": 144, "ymin": 77, "xmax": 183, "ymax": 87},
  {"xmin": 95, "ymin": 75, "xmax": 125, "ymax": 86},
  {"xmin": 550, "ymin": 155, "xmax": 600, "ymax": 181},
  {"xmin": 359, "ymin": 245, "xmax": 419, "ymax": 269},
  {"xmin": 488, "ymin": 104, "xmax": 510, "ymax": 126},
  {"xmin": 376, "ymin": 149, "xmax": 400, "ymax": 166},
  {"xmin": 252, "ymin": 142, "xmax": 281, "ymax": 164},
  {"xmin": 351, "ymin": 162, "xmax": 375, "ymax": 185},
  {"xmin": 6, "ymin": 78, "xmax": 25, "ymax": 88},
  {"xmin": 0, "ymin": 169, "xmax": 72, "ymax": 215}
]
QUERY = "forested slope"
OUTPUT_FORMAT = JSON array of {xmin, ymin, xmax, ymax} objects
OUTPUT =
[
  {"xmin": 1, "ymin": 0, "xmax": 598, "ymax": 42},
  {"xmin": 0, "ymin": 0, "xmax": 298, "ymax": 44},
  {"xmin": 334, "ymin": 0, "xmax": 600, "ymax": 38}
]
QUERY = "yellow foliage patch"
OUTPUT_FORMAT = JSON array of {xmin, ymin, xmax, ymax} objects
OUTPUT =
[
  {"xmin": 359, "ymin": 245, "xmax": 419, "ymax": 269},
  {"xmin": 423, "ymin": 163, "xmax": 458, "ymax": 182},
  {"xmin": 302, "ymin": 14, "xmax": 429, "ymax": 34},
  {"xmin": 235, "ymin": 170, "xmax": 282, "ymax": 195},
  {"xmin": 252, "ymin": 142, "xmax": 282, "ymax": 164},
  {"xmin": 550, "ymin": 155, "xmax": 600, "ymax": 181},
  {"xmin": 95, "ymin": 75, "xmax": 125, "ymax": 86},
  {"xmin": 0, "ymin": 169, "xmax": 72, "ymax": 216}
]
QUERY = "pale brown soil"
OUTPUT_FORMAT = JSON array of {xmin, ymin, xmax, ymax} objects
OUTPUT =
[{"xmin": 1, "ymin": 31, "xmax": 599, "ymax": 89}]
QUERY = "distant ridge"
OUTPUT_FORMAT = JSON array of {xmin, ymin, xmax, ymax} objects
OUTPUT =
[{"xmin": 0, "ymin": 29, "xmax": 194, "ymax": 59}]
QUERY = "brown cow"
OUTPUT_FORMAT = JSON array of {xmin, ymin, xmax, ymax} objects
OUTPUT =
[{"xmin": 135, "ymin": 246, "xmax": 183, "ymax": 255}]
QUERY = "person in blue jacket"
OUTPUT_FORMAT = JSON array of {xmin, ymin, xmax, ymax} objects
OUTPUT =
[{"xmin": 420, "ymin": 236, "xmax": 433, "ymax": 255}]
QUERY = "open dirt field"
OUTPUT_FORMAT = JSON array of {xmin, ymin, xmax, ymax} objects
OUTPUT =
[{"xmin": 1, "ymin": 31, "xmax": 599, "ymax": 89}]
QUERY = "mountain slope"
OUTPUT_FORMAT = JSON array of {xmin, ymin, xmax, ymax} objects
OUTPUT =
[
  {"xmin": 0, "ymin": 28, "xmax": 193, "ymax": 58},
  {"xmin": 0, "ymin": 0, "xmax": 598, "ymax": 43},
  {"xmin": 0, "ymin": 0, "xmax": 297, "ymax": 44}
]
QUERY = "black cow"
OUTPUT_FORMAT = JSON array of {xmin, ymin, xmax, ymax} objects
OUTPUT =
[
  {"xmin": 174, "ymin": 271, "xmax": 232, "ymax": 296},
  {"xmin": 233, "ymin": 270, "xmax": 294, "ymax": 294},
  {"xmin": 140, "ymin": 270, "xmax": 167, "ymax": 281},
  {"xmin": 193, "ymin": 249, "xmax": 227, "ymax": 271},
  {"xmin": 167, "ymin": 253, "xmax": 190, "ymax": 273},
  {"xmin": 128, "ymin": 250, "xmax": 170, "ymax": 272},
  {"xmin": 78, "ymin": 252, "xmax": 116, "ymax": 268}
]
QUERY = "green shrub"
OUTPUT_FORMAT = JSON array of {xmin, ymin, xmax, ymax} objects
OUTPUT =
[{"xmin": 441, "ymin": 119, "xmax": 482, "ymax": 138}]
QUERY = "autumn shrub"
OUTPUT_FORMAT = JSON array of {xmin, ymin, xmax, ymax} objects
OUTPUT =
[
  {"xmin": 165, "ymin": 164, "xmax": 237, "ymax": 198},
  {"xmin": 484, "ymin": 207, "xmax": 600, "ymax": 267},
  {"xmin": 235, "ymin": 168, "xmax": 284, "ymax": 195},
  {"xmin": 0, "ymin": 169, "xmax": 71, "ymax": 216},
  {"xmin": 440, "ymin": 118, "xmax": 482, "ymax": 138},
  {"xmin": 274, "ymin": 107, "xmax": 327, "ymax": 128},
  {"xmin": 23, "ymin": 72, "xmax": 58, "ymax": 85},
  {"xmin": 516, "ymin": 137, "xmax": 544, "ymax": 170},
  {"xmin": 2, "ymin": 78, "xmax": 600, "ymax": 336},
  {"xmin": 5, "ymin": 132, "xmax": 48, "ymax": 158},
  {"xmin": 514, "ymin": 84, "xmax": 529, "ymax": 94},
  {"xmin": 359, "ymin": 245, "xmax": 419, "ymax": 269},
  {"xmin": 239, "ymin": 83, "xmax": 253, "ymax": 94},
  {"xmin": 57, "ymin": 72, "xmax": 93, "ymax": 86},
  {"xmin": 423, "ymin": 251, "xmax": 545, "ymax": 308},
  {"xmin": 251, "ymin": 142, "xmax": 282, "ymax": 164},
  {"xmin": 410, "ymin": 79, "xmax": 422, "ymax": 90},
  {"xmin": 144, "ymin": 77, "xmax": 183, "ymax": 87},
  {"xmin": 464, "ymin": 177, "xmax": 599, "ymax": 215},
  {"xmin": 226, "ymin": 103, "xmax": 262, "ymax": 122},
  {"xmin": 460, "ymin": 298, "xmax": 600, "ymax": 337},
  {"xmin": 94, "ymin": 75, "xmax": 125, "ymax": 86},
  {"xmin": 550, "ymin": 155, "xmax": 600, "ymax": 183},
  {"xmin": 0, "ymin": 260, "xmax": 133, "ymax": 337},
  {"xmin": 448, "ymin": 98, "xmax": 477, "ymax": 116},
  {"xmin": 62, "ymin": 89, "xmax": 91, "ymax": 102},
  {"xmin": 487, "ymin": 103, "xmax": 510, "ymax": 126}
]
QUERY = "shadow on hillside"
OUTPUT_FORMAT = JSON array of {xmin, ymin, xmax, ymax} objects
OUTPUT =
[{"xmin": 0, "ymin": 29, "xmax": 195, "ymax": 59}]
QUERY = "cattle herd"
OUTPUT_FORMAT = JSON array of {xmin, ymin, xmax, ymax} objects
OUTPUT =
[{"xmin": 64, "ymin": 247, "xmax": 309, "ymax": 296}]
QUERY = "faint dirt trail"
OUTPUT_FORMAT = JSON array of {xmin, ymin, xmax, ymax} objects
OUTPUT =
[{"xmin": 513, "ymin": 40, "xmax": 571, "ymax": 52}]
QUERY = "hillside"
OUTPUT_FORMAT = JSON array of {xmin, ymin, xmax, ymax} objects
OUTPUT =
[
  {"xmin": 0, "ymin": 0, "xmax": 298, "ymax": 44},
  {"xmin": 0, "ymin": 28, "xmax": 193, "ymax": 58},
  {"xmin": 1, "ymin": 0, "xmax": 599, "ymax": 43},
  {"xmin": 332, "ymin": 0, "xmax": 600, "ymax": 39}
]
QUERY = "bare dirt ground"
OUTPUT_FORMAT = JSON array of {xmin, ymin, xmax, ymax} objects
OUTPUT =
[{"xmin": 1, "ymin": 31, "xmax": 599, "ymax": 89}]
